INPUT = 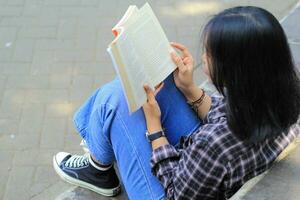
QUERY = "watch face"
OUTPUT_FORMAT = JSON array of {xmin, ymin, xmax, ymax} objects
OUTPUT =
[{"xmin": 146, "ymin": 131, "xmax": 150, "ymax": 137}]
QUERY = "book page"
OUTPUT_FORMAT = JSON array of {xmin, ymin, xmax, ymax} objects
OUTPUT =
[
  {"xmin": 117, "ymin": 34, "xmax": 149, "ymax": 112},
  {"xmin": 112, "ymin": 6, "xmax": 139, "ymax": 36},
  {"xmin": 134, "ymin": 3, "xmax": 177, "ymax": 86},
  {"xmin": 108, "ymin": 3, "xmax": 177, "ymax": 113},
  {"xmin": 107, "ymin": 44, "xmax": 138, "ymax": 113},
  {"xmin": 116, "ymin": 3, "xmax": 176, "ymax": 112}
]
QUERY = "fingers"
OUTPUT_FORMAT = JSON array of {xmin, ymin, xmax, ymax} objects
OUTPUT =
[
  {"xmin": 183, "ymin": 57, "xmax": 190, "ymax": 65},
  {"xmin": 143, "ymin": 84, "xmax": 156, "ymax": 104},
  {"xmin": 154, "ymin": 82, "xmax": 163, "ymax": 90},
  {"xmin": 154, "ymin": 82, "xmax": 164, "ymax": 96},
  {"xmin": 170, "ymin": 42, "xmax": 192, "ymax": 57},
  {"xmin": 170, "ymin": 42, "xmax": 185, "ymax": 50},
  {"xmin": 171, "ymin": 52, "xmax": 185, "ymax": 70},
  {"xmin": 144, "ymin": 82, "xmax": 164, "ymax": 104}
]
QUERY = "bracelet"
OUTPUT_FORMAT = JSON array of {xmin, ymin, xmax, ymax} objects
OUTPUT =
[{"xmin": 187, "ymin": 88, "xmax": 206, "ymax": 113}]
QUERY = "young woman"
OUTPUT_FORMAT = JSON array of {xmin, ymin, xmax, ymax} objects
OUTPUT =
[{"xmin": 53, "ymin": 6, "xmax": 300, "ymax": 200}]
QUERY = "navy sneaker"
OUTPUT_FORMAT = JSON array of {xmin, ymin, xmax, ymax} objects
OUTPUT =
[{"xmin": 53, "ymin": 152, "xmax": 121, "ymax": 197}]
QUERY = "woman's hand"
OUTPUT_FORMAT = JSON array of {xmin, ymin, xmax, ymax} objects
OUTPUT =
[
  {"xmin": 142, "ymin": 82, "xmax": 164, "ymax": 133},
  {"xmin": 170, "ymin": 42, "xmax": 198, "ymax": 99}
]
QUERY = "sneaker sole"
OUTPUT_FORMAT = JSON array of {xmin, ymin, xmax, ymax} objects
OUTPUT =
[{"xmin": 52, "ymin": 156, "xmax": 121, "ymax": 197}]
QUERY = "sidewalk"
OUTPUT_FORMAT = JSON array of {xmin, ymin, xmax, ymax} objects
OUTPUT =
[
  {"xmin": 283, "ymin": 2, "xmax": 300, "ymax": 72},
  {"xmin": 0, "ymin": 0, "xmax": 299, "ymax": 200}
]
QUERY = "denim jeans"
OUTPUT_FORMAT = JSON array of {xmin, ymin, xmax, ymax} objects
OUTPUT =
[{"xmin": 73, "ymin": 73, "xmax": 202, "ymax": 200}]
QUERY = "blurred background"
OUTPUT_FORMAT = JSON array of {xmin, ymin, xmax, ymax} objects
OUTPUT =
[{"xmin": 0, "ymin": 0, "xmax": 299, "ymax": 199}]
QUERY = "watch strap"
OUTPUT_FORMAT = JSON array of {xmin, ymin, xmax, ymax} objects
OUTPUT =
[{"xmin": 147, "ymin": 130, "xmax": 165, "ymax": 142}]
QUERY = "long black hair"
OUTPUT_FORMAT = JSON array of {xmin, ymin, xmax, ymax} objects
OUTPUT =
[{"xmin": 203, "ymin": 6, "xmax": 300, "ymax": 143}]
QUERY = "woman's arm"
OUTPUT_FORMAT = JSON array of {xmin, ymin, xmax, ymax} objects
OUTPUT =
[
  {"xmin": 170, "ymin": 42, "xmax": 212, "ymax": 120},
  {"xmin": 181, "ymin": 83, "xmax": 212, "ymax": 120},
  {"xmin": 143, "ymin": 41, "xmax": 214, "ymax": 152},
  {"xmin": 142, "ymin": 84, "xmax": 170, "ymax": 150},
  {"xmin": 151, "ymin": 137, "xmax": 227, "ymax": 199},
  {"xmin": 142, "ymin": 74, "xmax": 224, "ymax": 199}
]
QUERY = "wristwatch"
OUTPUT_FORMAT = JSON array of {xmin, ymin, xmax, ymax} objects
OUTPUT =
[{"xmin": 146, "ymin": 130, "xmax": 165, "ymax": 142}]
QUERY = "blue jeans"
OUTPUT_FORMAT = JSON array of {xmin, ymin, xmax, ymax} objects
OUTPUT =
[{"xmin": 73, "ymin": 73, "xmax": 202, "ymax": 200}]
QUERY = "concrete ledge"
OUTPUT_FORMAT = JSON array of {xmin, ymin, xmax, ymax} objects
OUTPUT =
[{"xmin": 230, "ymin": 134, "xmax": 300, "ymax": 200}]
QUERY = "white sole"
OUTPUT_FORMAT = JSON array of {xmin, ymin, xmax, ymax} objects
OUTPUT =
[{"xmin": 52, "ymin": 156, "xmax": 121, "ymax": 197}]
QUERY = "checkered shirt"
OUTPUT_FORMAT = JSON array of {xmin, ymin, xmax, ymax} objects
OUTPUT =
[{"xmin": 150, "ymin": 94, "xmax": 300, "ymax": 200}]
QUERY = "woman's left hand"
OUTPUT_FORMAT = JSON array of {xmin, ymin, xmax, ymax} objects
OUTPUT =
[{"xmin": 142, "ymin": 82, "xmax": 164, "ymax": 132}]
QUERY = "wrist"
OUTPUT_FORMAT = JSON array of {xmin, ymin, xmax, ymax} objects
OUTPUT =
[
  {"xmin": 183, "ymin": 84, "xmax": 203, "ymax": 102},
  {"xmin": 151, "ymin": 137, "xmax": 168, "ymax": 149},
  {"xmin": 148, "ymin": 125, "xmax": 163, "ymax": 134},
  {"xmin": 146, "ymin": 120, "xmax": 162, "ymax": 133}
]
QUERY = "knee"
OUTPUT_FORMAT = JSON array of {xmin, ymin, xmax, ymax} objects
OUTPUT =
[{"xmin": 93, "ymin": 77, "xmax": 125, "ymax": 110}]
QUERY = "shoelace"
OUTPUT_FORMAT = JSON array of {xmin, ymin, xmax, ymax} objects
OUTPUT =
[{"xmin": 65, "ymin": 154, "xmax": 89, "ymax": 168}]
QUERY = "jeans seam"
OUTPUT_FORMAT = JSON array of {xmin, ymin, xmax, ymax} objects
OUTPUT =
[
  {"xmin": 114, "ymin": 109, "xmax": 156, "ymax": 200},
  {"xmin": 95, "ymin": 104, "xmax": 116, "ymax": 164},
  {"xmin": 73, "ymin": 116, "xmax": 86, "ymax": 139},
  {"xmin": 96, "ymin": 105, "xmax": 112, "ymax": 145}
]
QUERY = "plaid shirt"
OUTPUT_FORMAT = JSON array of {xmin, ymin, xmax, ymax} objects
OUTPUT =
[{"xmin": 150, "ymin": 94, "xmax": 300, "ymax": 200}]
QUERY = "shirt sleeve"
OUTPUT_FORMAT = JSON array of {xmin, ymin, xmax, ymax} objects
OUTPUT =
[
  {"xmin": 203, "ymin": 94, "xmax": 226, "ymax": 125},
  {"xmin": 150, "ymin": 140, "xmax": 227, "ymax": 199}
]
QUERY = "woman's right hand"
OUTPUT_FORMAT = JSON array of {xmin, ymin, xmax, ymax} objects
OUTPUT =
[{"xmin": 170, "ymin": 42, "xmax": 198, "ymax": 98}]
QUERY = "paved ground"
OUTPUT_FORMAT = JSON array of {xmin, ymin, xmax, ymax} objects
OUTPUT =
[{"xmin": 0, "ymin": 0, "xmax": 299, "ymax": 200}]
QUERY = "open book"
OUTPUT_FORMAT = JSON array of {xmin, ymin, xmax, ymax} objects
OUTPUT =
[{"xmin": 107, "ymin": 2, "xmax": 176, "ymax": 114}]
